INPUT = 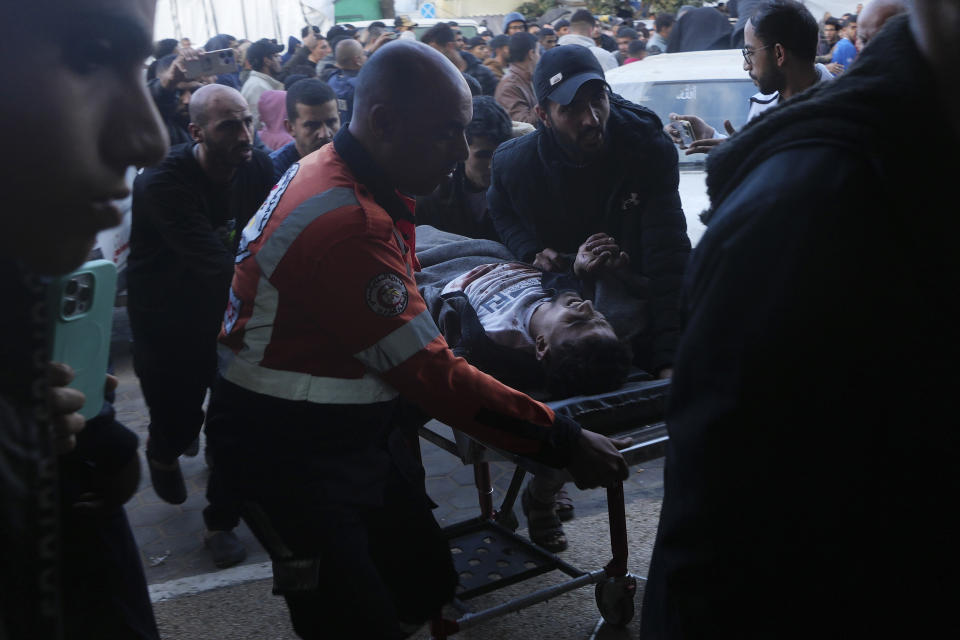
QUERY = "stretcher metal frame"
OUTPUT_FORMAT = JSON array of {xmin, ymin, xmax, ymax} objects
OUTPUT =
[{"xmin": 417, "ymin": 379, "xmax": 670, "ymax": 638}]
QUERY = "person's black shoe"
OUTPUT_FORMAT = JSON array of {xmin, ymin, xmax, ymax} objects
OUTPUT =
[
  {"xmin": 204, "ymin": 530, "xmax": 247, "ymax": 569},
  {"xmin": 147, "ymin": 456, "xmax": 187, "ymax": 505}
]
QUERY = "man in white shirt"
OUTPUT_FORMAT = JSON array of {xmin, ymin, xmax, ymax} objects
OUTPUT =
[
  {"xmin": 646, "ymin": 12, "xmax": 676, "ymax": 53},
  {"xmin": 557, "ymin": 9, "xmax": 618, "ymax": 71},
  {"xmin": 240, "ymin": 39, "xmax": 284, "ymax": 131},
  {"xmin": 666, "ymin": 0, "xmax": 831, "ymax": 154}
]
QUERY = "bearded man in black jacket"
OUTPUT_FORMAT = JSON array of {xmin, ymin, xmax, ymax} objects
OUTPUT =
[
  {"xmin": 488, "ymin": 45, "xmax": 690, "ymax": 380},
  {"xmin": 641, "ymin": 5, "xmax": 960, "ymax": 638}
]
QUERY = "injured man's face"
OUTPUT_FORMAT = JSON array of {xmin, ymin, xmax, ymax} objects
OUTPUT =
[
  {"xmin": 530, "ymin": 292, "xmax": 617, "ymax": 361},
  {"xmin": 438, "ymin": 261, "xmax": 632, "ymax": 397}
]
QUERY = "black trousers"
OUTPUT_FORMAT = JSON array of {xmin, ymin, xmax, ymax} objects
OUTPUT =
[
  {"xmin": 130, "ymin": 331, "xmax": 239, "ymax": 531},
  {"xmin": 206, "ymin": 377, "xmax": 458, "ymax": 639}
]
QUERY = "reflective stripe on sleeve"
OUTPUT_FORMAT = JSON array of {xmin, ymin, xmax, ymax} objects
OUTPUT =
[
  {"xmin": 240, "ymin": 277, "xmax": 280, "ymax": 366},
  {"xmin": 353, "ymin": 309, "xmax": 441, "ymax": 374},
  {"xmin": 256, "ymin": 187, "xmax": 359, "ymax": 278},
  {"xmin": 223, "ymin": 356, "xmax": 399, "ymax": 404}
]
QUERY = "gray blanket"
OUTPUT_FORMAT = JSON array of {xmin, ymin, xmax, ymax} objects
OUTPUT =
[{"xmin": 414, "ymin": 225, "xmax": 647, "ymax": 341}]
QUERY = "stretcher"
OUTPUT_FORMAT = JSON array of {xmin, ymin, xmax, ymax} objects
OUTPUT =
[{"xmin": 418, "ymin": 372, "xmax": 671, "ymax": 638}]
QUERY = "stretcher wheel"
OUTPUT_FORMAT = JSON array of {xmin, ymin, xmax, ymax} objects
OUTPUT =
[{"xmin": 595, "ymin": 574, "xmax": 637, "ymax": 627}]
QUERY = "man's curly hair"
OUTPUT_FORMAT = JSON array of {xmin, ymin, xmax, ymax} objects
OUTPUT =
[{"xmin": 542, "ymin": 334, "xmax": 633, "ymax": 398}]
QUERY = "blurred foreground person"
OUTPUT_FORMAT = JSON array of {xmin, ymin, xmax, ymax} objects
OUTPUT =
[
  {"xmin": 0, "ymin": 1, "xmax": 168, "ymax": 637},
  {"xmin": 641, "ymin": 7, "xmax": 960, "ymax": 639}
]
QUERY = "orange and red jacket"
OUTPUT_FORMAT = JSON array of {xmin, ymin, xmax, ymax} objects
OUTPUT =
[{"xmin": 218, "ymin": 129, "xmax": 580, "ymax": 467}]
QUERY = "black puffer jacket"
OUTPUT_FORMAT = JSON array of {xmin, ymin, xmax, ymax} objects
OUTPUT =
[
  {"xmin": 487, "ymin": 94, "xmax": 690, "ymax": 372},
  {"xmin": 642, "ymin": 15, "xmax": 960, "ymax": 639}
]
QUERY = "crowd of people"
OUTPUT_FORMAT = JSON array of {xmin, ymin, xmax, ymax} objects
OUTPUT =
[{"xmin": 1, "ymin": 0, "xmax": 958, "ymax": 639}]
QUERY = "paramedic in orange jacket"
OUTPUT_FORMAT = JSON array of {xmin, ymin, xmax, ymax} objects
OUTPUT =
[{"xmin": 205, "ymin": 40, "xmax": 629, "ymax": 639}]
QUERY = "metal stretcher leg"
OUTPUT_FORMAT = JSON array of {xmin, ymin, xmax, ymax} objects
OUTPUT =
[
  {"xmin": 605, "ymin": 482, "xmax": 628, "ymax": 577},
  {"xmin": 493, "ymin": 465, "xmax": 526, "ymax": 530},
  {"xmin": 473, "ymin": 462, "xmax": 494, "ymax": 520},
  {"xmin": 593, "ymin": 481, "xmax": 638, "ymax": 627}
]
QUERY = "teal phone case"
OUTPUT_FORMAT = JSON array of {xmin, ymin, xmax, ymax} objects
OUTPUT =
[{"xmin": 47, "ymin": 260, "xmax": 117, "ymax": 420}]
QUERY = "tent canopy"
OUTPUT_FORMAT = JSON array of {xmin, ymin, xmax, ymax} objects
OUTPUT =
[{"xmin": 153, "ymin": 0, "xmax": 334, "ymax": 45}]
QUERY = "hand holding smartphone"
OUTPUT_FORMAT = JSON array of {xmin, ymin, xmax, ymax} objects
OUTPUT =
[
  {"xmin": 183, "ymin": 48, "xmax": 239, "ymax": 80},
  {"xmin": 667, "ymin": 120, "xmax": 696, "ymax": 147}
]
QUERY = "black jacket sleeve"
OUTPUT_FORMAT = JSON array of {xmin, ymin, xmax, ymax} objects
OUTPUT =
[
  {"xmin": 487, "ymin": 144, "xmax": 541, "ymax": 262},
  {"xmin": 638, "ymin": 154, "xmax": 691, "ymax": 373}
]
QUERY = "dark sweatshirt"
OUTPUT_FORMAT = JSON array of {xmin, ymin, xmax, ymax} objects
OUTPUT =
[{"xmin": 127, "ymin": 143, "xmax": 273, "ymax": 339}]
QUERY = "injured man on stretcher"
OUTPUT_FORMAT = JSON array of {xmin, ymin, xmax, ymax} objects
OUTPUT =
[{"xmin": 416, "ymin": 226, "xmax": 650, "ymax": 552}]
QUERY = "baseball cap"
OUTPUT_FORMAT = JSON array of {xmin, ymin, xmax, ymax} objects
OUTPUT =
[
  {"xmin": 246, "ymin": 38, "xmax": 284, "ymax": 67},
  {"xmin": 534, "ymin": 44, "xmax": 606, "ymax": 105},
  {"xmin": 394, "ymin": 16, "xmax": 417, "ymax": 28},
  {"xmin": 326, "ymin": 25, "xmax": 353, "ymax": 40},
  {"xmin": 466, "ymin": 36, "xmax": 487, "ymax": 48}
]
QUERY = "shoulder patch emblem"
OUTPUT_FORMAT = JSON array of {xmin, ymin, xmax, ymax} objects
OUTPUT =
[
  {"xmin": 365, "ymin": 273, "xmax": 409, "ymax": 317},
  {"xmin": 236, "ymin": 163, "xmax": 299, "ymax": 263},
  {"xmin": 223, "ymin": 287, "xmax": 242, "ymax": 334}
]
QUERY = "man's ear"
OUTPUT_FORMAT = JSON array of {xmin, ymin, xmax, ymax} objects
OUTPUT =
[
  {"xmin": 368, "ymin": 104, "xmax": 396, "ymax": 140},
  {"xmin": 775, "ymin": 43, "xmax": 787, "ymax": 67},
  {"xmin": 535, "ymin": 104, "xmax": 550, "ymax": 128},
  {"xmin": 284, "ymin": 118, "xmax": 294, "ymax": 135},
  {"xmin": 535, "ymin": 334, "xmax": 550, "ymax": 361},
  {"xmin": 188, "ymin": 123, "xmax": 203, "ymax": 144}
]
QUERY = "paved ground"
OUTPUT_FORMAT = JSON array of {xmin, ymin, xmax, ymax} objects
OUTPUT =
[
  {"xmin": 112, "ymin": 307, "xmax": 666, "ymax": 637},
  {"xmin": 151, "ymin": 497, "xmax": 664, "ymax": 640}
]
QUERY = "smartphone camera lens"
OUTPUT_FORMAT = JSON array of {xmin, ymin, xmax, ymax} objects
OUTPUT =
[
  {"xmin": 63, "ymin": 299, "xmax": 77, "ymax": 316},
  {"xmin": 65, "ymin": 279, "xmax": 79, "ymax": 295},
  {"xmin": 78, "ymin": 286, "xmax": 92, "ymax": 302}
]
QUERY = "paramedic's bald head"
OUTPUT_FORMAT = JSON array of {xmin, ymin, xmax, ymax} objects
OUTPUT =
[{"xmin": 349, "ymin": 40, "xmax": 472, "ymax": 195}]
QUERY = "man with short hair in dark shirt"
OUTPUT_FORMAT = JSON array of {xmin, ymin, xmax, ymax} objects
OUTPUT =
[
  {"xmin": 269, "ymin": 78, "xmax": 340, "ymax": 180},
  {"xmin": 327, "ymin": 38, "xmax": 366, "ymax": 124},
  {"xmin": 416, "ymin": 96, "xmax": 512, "ymax": 241},
  {"xmin": 127, "ymin": 84, "xmax": 275, "ymax": 568}
]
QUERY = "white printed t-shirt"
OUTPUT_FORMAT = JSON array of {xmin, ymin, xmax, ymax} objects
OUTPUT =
[{"xmin": 442, "ymin": 263, "xmax": 552, "ymax": 353}]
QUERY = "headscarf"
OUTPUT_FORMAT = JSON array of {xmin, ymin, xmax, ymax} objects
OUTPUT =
[{"xmin": 257, "ymin": 90, "xmax": 294, "ymax": 151}]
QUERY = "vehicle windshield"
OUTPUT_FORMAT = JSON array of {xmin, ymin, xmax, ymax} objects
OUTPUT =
[{"xmin": 610, "ymin": 79, "xmax": 758, "ymax": 166}]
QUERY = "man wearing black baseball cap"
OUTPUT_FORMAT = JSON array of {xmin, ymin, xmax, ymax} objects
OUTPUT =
[
  {"xmin": 487, "ymin": 44, "xmax": 690, "ymax": 550},
  {"xmin": 492, "ymin": 44, "xmax": 689, "ymax": 375}
]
